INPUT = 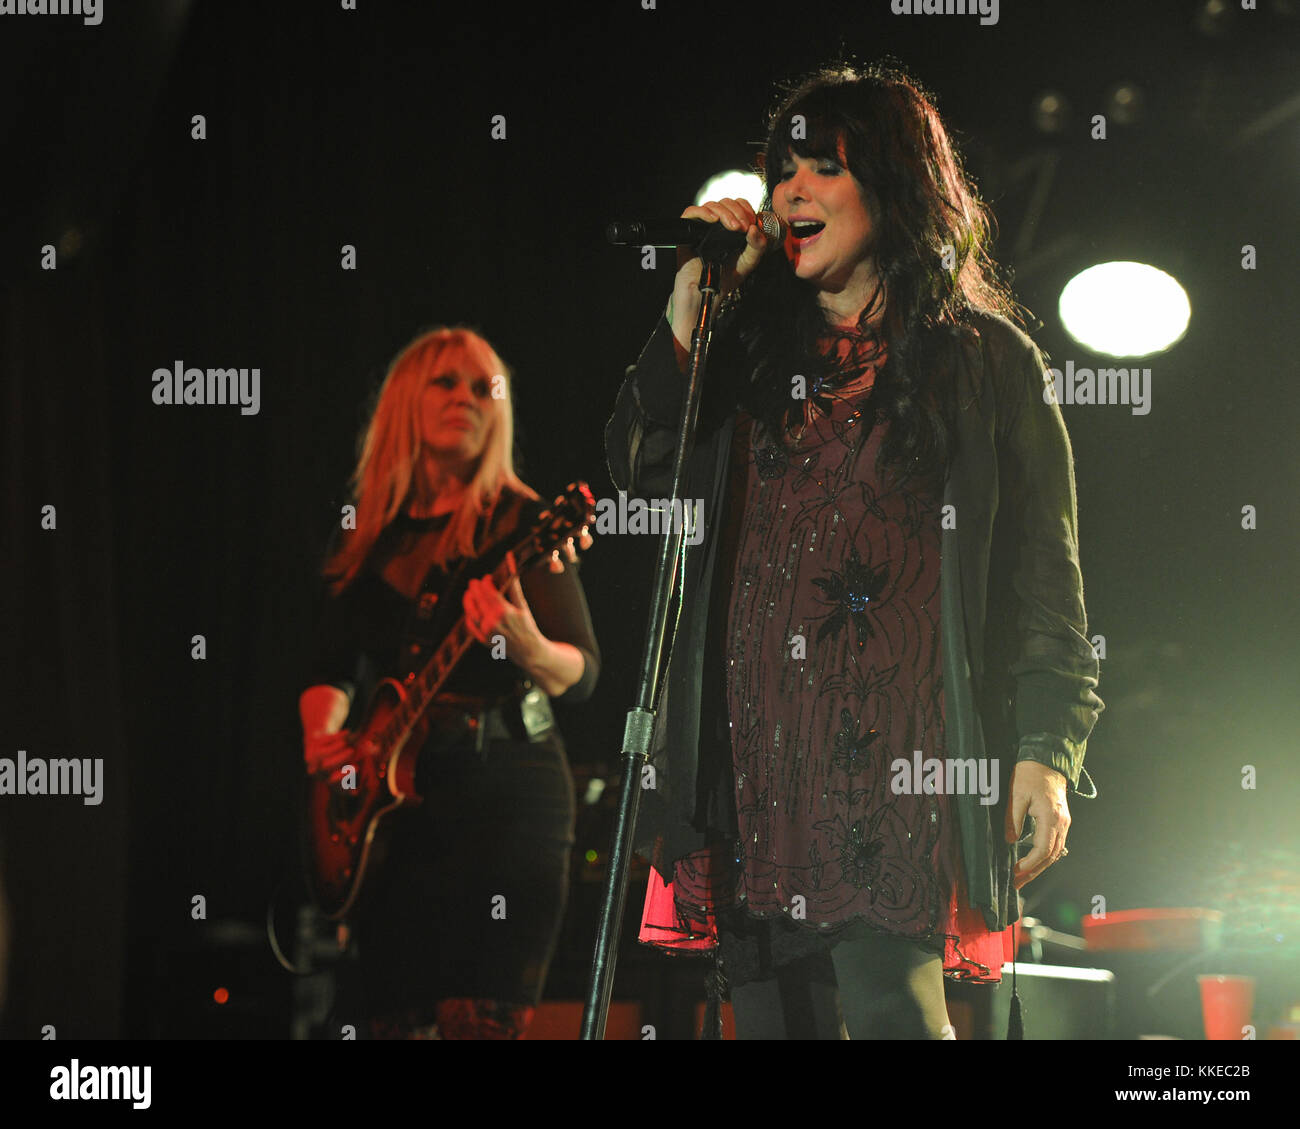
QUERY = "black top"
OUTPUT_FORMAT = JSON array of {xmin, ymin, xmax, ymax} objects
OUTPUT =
[{"xmin": 305, "ymin": 492, "xmax": 600, "ymax": 714}]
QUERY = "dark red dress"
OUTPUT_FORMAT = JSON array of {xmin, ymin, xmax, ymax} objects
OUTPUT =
[{"xmin": 639, "ymin": 330, "xmax": 1006, "ymax": 984}]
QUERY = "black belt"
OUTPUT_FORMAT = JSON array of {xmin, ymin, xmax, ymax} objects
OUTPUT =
[{"xmin": 426, "ymin": 685, "xmax": 556, "ymax": 757}]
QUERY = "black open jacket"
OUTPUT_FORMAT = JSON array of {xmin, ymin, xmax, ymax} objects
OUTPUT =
[{"xmin": 605, "ymin": 310, "xmax": 1103, "ymax": 932}]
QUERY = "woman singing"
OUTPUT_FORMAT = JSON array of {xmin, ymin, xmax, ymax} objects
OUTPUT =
[
  {"xmin": 606, "ymin": 62, "xmax": 1103, "ymax": 1039},
  {"xmin": 302, "ymin": 326, "xmax": 599, "ymax": 1039}
]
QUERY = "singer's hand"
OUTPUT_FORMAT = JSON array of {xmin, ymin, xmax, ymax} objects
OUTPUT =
[
  {"xmin": 1007, "ymin": 760, "xmax": 1072, "ymax": 889},
  {"xmin": 675, "ymin": 198, "xmax": 768, "ymax": 278},
  {"xmin": 669, "ymin": 198, "xmax": 770, "ymax": 351}
]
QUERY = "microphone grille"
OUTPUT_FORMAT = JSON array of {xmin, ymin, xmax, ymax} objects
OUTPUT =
[{"xmin": 756, "ymin": 211, "xmax": 786, "ymax": 241}]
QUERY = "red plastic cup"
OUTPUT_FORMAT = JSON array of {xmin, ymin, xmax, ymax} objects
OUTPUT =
[{"xmin": 1197, "ymin": 974, "xmax": 1255, "ymax": 1040}]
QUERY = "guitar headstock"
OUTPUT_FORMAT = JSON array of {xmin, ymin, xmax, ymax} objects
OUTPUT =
[{"xmin": 516, "ymin": 481, "xmax": 596, "ymax": 573}]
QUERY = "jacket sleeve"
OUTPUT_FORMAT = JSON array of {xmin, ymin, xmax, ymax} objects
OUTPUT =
[
  {"xmin": 993, "ymin": 326, "xmax": 1104, "ymax": 796},
  {"xmin": 605, "ymin": 315, "xmax": 691, "ymax": 498}
]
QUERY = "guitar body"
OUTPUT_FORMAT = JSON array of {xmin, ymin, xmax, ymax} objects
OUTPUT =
[
  {"xmin": 306, "ymin": 677, "xmax": 429, "ymax": 921},
  {"xmin": 303, "ymin": 481, "xmax": 595, "ymax": 923}
]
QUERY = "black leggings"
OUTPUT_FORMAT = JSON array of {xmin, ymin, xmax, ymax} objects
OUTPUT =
[{"xmin": 728, "ymin": 931, "xmax": 951, "ymax": 1039}]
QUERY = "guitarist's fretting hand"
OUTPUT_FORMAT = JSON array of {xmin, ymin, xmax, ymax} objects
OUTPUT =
[
  {"xmin": 462, "ymin": 562, "xmax": 587, "ymax": 698},
  {"xmin": 541, "ymin": 528, "xmax": 591, "ymax": 574}
]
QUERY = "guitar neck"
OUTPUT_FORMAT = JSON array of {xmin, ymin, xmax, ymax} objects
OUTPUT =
[{"xmin": 381, "ymin": 550, "xmax": 520, "ymax": 753}]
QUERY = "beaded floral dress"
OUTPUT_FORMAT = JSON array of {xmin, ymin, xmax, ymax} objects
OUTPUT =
[{"xmin": 640, "ymin": 324, "xmax": 1006, "ymax": 985}]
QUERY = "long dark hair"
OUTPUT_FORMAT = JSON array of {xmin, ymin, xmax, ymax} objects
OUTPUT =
[{"xmin": 725, "ymin": 60, "xmax": 1025, "ymax": 486}]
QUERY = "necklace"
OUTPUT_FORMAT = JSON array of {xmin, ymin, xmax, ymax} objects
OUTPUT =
[{"xmin": 791, "ymin": 400, "xmax": 867, "ymax": 447}]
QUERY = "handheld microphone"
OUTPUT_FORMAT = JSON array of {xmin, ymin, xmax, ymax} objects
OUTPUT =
[{"xmin": 605, "ymin": 211, "xmax": 786, "ymax": 253}]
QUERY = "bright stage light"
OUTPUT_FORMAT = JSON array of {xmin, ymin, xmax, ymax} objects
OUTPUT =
[
  {"xmin": 1059, "ymin": 262, "xmax": 1191, "ymax": 357},
  {"xmin": 695, "ymin": 170, "xmax": 765, "ymax": 210}
]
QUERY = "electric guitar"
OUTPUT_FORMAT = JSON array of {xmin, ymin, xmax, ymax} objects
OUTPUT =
[{"xmin": 306, "ymin": 481, "xmax": 596, "ymax": 921}]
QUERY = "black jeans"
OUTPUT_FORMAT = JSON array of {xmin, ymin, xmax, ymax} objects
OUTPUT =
[{"xmin": 330, "ymin": 730, "xmax": 575, "ymax": 1034}]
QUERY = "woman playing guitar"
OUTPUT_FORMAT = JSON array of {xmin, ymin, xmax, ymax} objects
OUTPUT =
[{"xmin": 300, "ymin": 326, "xmax": 599, "ymax": 1039}]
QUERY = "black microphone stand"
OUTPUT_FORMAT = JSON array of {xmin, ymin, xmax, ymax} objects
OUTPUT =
[{"xmin": 580, "ymin": 253, "xmax": 728, "ymax": 1040}]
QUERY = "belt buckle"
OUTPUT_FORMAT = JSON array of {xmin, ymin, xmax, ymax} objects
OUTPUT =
[
  {"xmin": 467, "ymin": 711, "xmax": 487, "ymax": 759},
  {"xmin": 519, "ymin": 684, "xmax": 553, "ymax": 740}
]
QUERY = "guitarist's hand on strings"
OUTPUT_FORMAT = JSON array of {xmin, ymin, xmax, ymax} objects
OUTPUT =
[
  {"xmin": 300, "ymin": 684, "xmax": 354, "ymax": 779},
  {"xmin": 463, "ymin": 555, "xmax": 588, "ymax": 697},
  {"xmin": 303, "ymin": 729, "xmax": 355, "ymax": 777}
]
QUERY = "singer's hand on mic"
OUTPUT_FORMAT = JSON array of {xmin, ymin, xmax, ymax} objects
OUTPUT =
[
  {"xmin": 669, "ymin": 198, "xmax": 769, "ymax": 351},
  {"xmin": 675, "ymin": 199, "xmax": 768, "ymax": 276}
]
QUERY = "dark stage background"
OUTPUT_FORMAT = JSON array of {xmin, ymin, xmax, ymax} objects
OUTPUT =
[{"xmin": 2, "ymin": 0, "xmax": 1298, "ymax": 1040}]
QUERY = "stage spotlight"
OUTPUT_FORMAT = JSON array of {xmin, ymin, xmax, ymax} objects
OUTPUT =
[
  {"xmin": 1194, "ymin": 0, "xmax": 1234, "ymax": 37},
  {"xmin": 1059, "ymin": 262, "xmax": 1191, "ymax": 357},
  {"xmin": 695, "ymin": 170, "xmax": 765, "ymax": 210},
  {"xmin": 1105, "ymin": 83, "xmax": 1145, "ymax": 127},
  {"xmin": 1032, "ymin": 90, "xmax": 1069, "ymax": 135}
]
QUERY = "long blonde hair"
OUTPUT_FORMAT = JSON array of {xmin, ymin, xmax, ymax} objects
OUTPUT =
[{"xmin": 325, "ymin": 327, "xmax": 538, "ymax": 592}]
